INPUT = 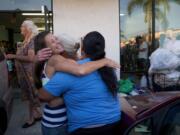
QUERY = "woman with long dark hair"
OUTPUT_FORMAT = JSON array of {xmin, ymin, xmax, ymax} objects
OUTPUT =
[
  {"xmin": 39, "ymin": 31, "xmax": 121, "ymax": 135},
  {"xmin": 82, "ymin": 31, "xmax": 119, "ymax": 95},
  {"xmin": 34, "ymin": 31, "xmax": 119, "ymax": 135}
]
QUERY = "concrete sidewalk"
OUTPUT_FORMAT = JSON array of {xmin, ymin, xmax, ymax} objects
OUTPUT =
[{"xmin": 5, "ymin": 89, "xmax": 41, "ymax": 135}]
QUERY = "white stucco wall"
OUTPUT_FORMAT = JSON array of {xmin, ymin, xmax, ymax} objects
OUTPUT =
[{"xmin": 53, "ymin": 0, "xmax": 120, "ymax": 63}]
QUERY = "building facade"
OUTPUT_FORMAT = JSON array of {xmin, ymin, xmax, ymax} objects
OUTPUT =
[{"xmin": 53, "ymin": 0, "xmax": 120, "ymax": 63}]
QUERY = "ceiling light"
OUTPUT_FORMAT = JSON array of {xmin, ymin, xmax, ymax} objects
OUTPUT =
[
  {"xmin": 22, "ymin": 13, "xmax": 44, "ymax": 16},
  {"xmin": 120, "ymin": 13, "xmax": 125, "ymax": 16},
  {"xmin": 37, "ymin": 27, "xmax": 45, "ymax": 31}
]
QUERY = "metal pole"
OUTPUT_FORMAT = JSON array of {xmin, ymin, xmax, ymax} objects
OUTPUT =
[
  {"xmin": 44, "ymin": 5, "xmax": 49, "ymax": 31},
  {"xmin": 51, "ymin": 0, "xmax": 54, "ymax": 33},
  {"xmin": 118, "ymin": 0, "xmax": 121, "ymax": 79},
  {"xmin": 152, "ymin": 0, "xmax": 156, "ymax": 50}
]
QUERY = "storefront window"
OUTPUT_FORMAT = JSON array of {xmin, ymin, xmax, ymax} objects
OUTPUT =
[
  {"xmin": 120, "ymin": 0, "xmax": 180, "ymax": 72},
  {"xmin": 0, "ymin": 0, "xmax": 53, "ymax": 57},
  {"xmin": 120, "ymin": 0, "xmax": 180, "ymax": 90},
  {"xmin": 155, "ymin": 1, "xmax": 180, "ymax": 47},
  {"xmin": 0, "ymin": 0, "xmax": 52, "ymax": 11},
  {"xmin": 120, "ymin": 0, "xmax": 152, "ymax": 73}
]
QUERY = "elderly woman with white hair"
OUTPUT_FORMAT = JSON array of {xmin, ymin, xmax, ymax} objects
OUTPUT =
[{"xmin": 6, "ymin": 20, "xmax": 42, "ymax": 128}]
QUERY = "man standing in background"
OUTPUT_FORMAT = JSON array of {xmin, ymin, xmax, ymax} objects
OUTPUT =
[{"xmin": 137, "ymin": 36, "xmax": 148, "ymax": 70}]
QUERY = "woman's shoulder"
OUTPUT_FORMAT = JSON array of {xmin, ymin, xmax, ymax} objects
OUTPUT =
[
  {"xmin": 50, "ymin": 55, "xmax": 64, "ymax": 61},
  {"xmin": 48, "ymin": 55, "xmax": 65, "ymax": 66},
  {"xmin": 25, "ymin": 38, "xmax": 35, "ymax": 49}
]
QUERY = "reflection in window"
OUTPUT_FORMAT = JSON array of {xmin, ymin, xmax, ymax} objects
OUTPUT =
[
  {"xmin": 120, "ymin": 0, "xmax": 152, "ymax": 72},
  {"xmin": 120, "ymin": 0, "xmax": 180, "ymax": 73},
  {"xmin": 0, "ymin": 0, "xmax": 52, "ymax": 11},
  {"xmin": 152, "ymin": 1, "xmax": 180, "ymax": 91},
  {"xmin": 128, "ymin": 118, "xmax": 153, "ymax": 135},
  {"xmin": 120, "ymin": 0, "xmax": 180, "ymax": 90},
  {"xmin": 155, "ymin": 1, "xmax": 180, "ymax": 43}
]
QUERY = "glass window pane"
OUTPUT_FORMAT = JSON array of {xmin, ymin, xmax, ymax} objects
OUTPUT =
[
  {"xmin": 160, "ymin": 104, "xmax": 180, "ymax": 135},
  {"xmin": 155, "ymin": 1, "xmax": 180, "ymax": 43},
  {"xmin": 120, "ymin": 0, "xmax": 152, "ymax": 72},
  {"xmin": 0, "ymin": 0, "xmax": 51, "ymax": 11},
  {"xmin": 152, "ymin": 1, "xmax": 180, "ymax": 91}
]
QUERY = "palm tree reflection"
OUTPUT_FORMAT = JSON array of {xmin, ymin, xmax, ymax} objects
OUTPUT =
[{"xmin": 127, "ymin": 0, "xmax": 180, "ymax": 38}]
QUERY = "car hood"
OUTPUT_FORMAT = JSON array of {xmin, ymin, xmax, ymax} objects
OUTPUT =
[{"xmin": 120, "ymin": 91, "xmax": 180, "ymax": 120}]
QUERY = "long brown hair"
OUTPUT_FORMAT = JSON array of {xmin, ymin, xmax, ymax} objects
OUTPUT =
[{"xmin": 34, "ymin": 31, "xmax": 50, "ymax": 89}]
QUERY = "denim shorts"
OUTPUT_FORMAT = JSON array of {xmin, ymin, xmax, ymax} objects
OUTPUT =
[{"xmin": 41, "ymin": 124, "xmax": 68, "ymax": 135}]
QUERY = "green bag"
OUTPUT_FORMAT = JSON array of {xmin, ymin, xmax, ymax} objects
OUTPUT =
[{"xmin": 118, "ymin": 79, "xmax": 133, "ymax": 94}]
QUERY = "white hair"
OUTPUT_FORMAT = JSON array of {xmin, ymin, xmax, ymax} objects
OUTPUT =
[
  {"xmin": 22, "ymin": 20, "xmax": 39, "ymax": 36},
  {"xmin": 56, "ymin": 33, "xmax": 79, "ymax": 55}
]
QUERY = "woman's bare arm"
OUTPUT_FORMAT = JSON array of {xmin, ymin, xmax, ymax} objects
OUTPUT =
[
  {"xmin": 6, "ymin": 49, "xmax": 35, "ymax": 62},
  {"xmin": 48, "ymin": 55, "xmax": 119, "ymax": 76},
  {"xmin": 38, "ymin": 88, "xmax": 55, "ymax": 102}
]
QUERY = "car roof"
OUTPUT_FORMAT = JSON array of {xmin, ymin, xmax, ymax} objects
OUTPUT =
[{"xmin": 120, "ymin": 91, "xmax": 180, "ymax": 121}]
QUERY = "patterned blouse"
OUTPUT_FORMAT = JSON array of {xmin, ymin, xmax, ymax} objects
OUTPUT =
[{"xmin": 17, "ymin": 39, "xmax": 34, "ymax": 73}]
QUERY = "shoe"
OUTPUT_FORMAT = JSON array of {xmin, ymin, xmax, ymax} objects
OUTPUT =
[
  {"xmin": 22, "ymin": 121, "xmax": 36, "ymax": 128},
  {"xmin": 34, "ymin": 117, "xmax": 42, "ymax": 122}
]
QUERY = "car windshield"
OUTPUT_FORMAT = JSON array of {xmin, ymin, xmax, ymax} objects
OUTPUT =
[
  {"xmin": 127, "ymin": 118, "xmax": 153, "ymax": 135},
  {"xmin": 160, "ymin": 104, "xmax": 180, "ymax": 135}
]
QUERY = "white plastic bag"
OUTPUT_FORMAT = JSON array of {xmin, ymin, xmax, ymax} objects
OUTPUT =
[
  {"xmin": 162, "ymin": 38, "xmax": 180, "ymax": 56},
  {"xmin": 166, "ymin": 71, "xmax": 180, "ymax": 81},
  {"xmin": 140, "ymin": 75, "xmax": 147, "ymax": 88},
  {"xmin": 149, "ymin": 48, "xmax": 180, "ymax": 73},
  {"xmin": 166, "ymin": 40, "xmax": 180, "ymax": 56}
]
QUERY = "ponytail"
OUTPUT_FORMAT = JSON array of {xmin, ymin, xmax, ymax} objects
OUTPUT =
[{"xmin": 83, "ymin": 31, "xmax": 118, "ymax": 96}]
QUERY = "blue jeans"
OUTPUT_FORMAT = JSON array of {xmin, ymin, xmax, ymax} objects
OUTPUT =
[{"xmin": 41, "ymin": 125, "xmax": 68, "ymax": 135}]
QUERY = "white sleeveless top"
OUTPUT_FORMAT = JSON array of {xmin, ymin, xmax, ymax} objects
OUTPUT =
[{"xmin": 41, "ymin": 63, "xmax": 50, "ymax": 86}]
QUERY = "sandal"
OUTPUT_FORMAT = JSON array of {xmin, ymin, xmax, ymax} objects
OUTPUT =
[{"xmin": 22, "ymin": 121, "xmax": 36, "ymax": 128}]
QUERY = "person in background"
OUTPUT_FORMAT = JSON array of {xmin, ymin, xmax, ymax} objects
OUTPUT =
[
  {"xmin": 5, "ymin": 20, "xmax": 41, "ymax": 128},
  {"xmin": 136, "ymin": 36, "xmax": 148, "ymax": 71},
  {"xmin": 38, "ymin": 31, "xmax": 121, "ymax": 135}
]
